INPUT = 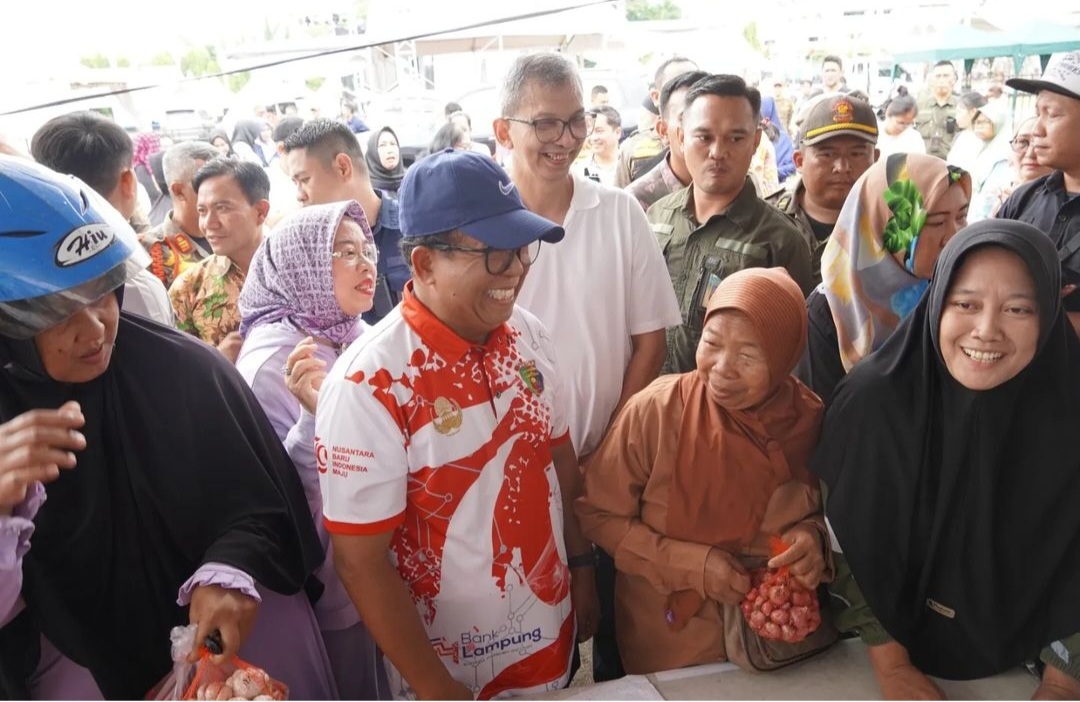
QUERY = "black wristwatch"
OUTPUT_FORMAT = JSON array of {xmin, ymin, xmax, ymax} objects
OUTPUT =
[{"xmin": 567, "ymin": 552, "xmax": 598, "ymax": 569}]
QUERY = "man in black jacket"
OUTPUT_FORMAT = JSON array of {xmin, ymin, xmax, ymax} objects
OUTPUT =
[{"xmin": 997, "ymin": 51, "xmax": 1080, "ymax": 327}]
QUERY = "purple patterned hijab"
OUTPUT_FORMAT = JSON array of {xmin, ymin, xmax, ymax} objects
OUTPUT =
[{"xmin": 239, "ymin": 200, "xmax": 373, "ymax": 345}]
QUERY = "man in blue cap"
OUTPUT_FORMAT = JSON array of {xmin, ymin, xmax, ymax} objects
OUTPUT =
[{"xmin": 315, "ymin": 149, "xmax": 599, "ymax": 700}]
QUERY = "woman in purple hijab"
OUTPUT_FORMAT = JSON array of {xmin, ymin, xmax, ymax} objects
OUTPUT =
[{"xmin": 236, "ymin": 200, "xmax": 386, "ymax": 699}]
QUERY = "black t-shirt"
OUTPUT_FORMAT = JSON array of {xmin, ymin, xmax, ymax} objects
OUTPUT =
[
  {"xmin": 793, "ymin": 289, "xmax": 845, "ymax": 409},
  {"xmin": 998, "ymin": 172, "xmax": 1080, "ymax": 311},
  {"xmin": 806, "ymin": 213, "xmax": 835, "ymax": 243}
]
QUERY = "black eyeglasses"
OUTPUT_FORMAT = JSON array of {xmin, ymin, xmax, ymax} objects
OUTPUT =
[
  {"xmin": 1009, "ymin": 137, "xmax": 1032, "ymax": 153},
  {"xmin": 504, "ymin": 115, "xmax": 593, "ymax": 144},
  {"xmin": 426, "ymin": 240, "xmax": 542, "ymax": 275}
]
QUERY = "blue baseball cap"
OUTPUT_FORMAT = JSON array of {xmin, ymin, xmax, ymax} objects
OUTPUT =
[{"xmin": 398, "ymin": 149, "xmax": 564, "ymax": 248}]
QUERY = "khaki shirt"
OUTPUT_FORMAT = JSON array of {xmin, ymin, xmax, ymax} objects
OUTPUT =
[
  {"xmin": 648, "ymin": 179, "xmax": 813, "ymax": 373},
  {"xmin": 916, "ymin": 94, "xmax": 958, "ymax": 160},
  {"xmin": 764, "ymin": 176, "xmax": 833, "ymax": 287}
]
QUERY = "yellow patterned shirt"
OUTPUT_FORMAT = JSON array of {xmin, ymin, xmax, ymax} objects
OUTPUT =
[{"xmin": 168, "ymin": 255, "xmax": 246, "ymax": 347}]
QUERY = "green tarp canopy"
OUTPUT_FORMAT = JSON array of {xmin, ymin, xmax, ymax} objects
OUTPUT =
[{"xmin": 892, "ymin": 21, "xmax": 1079, "ymax": 72}]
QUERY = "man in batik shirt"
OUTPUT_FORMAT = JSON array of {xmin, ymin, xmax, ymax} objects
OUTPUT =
[{"xmin": 169, "ymin": 158, "xmax": 269, "ymax": 362}]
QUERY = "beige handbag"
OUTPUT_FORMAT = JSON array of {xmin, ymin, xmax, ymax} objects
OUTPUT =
[{"xmin": 722, "ymin": 556, "xmax": 839, "ymax": 672}]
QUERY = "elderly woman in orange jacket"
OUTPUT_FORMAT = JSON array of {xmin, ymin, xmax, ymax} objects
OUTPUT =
[{"xmin": 577, "ymin": 267, "xmax": 832, "ymax": 674}]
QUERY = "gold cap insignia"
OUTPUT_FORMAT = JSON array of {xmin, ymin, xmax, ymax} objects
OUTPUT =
[{"xmin": 833, "ymin": 99, "xmax": 855, "ymax": 124}]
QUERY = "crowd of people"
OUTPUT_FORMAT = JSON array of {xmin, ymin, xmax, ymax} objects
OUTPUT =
[{"xmin": 1, "ymin": 45, "xmax": 1079, "ymax": 701}]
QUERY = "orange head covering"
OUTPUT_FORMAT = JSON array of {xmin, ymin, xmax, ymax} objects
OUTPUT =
[
  {"xmin": 704, "ymin": 267, "xmax": 808, "ymax": 386},
  {"xmin": 667, "ymin": 268, "xmax": 823, "ymax": 550}
]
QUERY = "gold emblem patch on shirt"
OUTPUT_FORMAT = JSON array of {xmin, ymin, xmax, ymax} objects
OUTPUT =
[
  {"xmin": 432, "ymin": 396, "xmax": 463, "ymax": 436},
  {"xmin": 926, "ymin": 598, "xmax": 956, "ymax": 619}
]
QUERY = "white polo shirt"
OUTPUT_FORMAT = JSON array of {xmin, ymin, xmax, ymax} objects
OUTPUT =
[
  {"xmin": 515, "ymin": 174, "xmax": 682, "ymax": 457},
  {"xmin": 318, "ymin": 285, "xmax": 574, "ymax": 699}
]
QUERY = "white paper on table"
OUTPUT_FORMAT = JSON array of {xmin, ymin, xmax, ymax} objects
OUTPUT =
[
  {"xmin": 652, "ymin": 661, "xmax": 739, "ymax": 682},
  {"xmin": 553, "ymin": 674, "xmax": 665, "ymax": 700}
]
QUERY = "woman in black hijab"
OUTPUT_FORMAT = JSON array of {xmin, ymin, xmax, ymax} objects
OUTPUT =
[
  {"xmin": 0, "ymin": 157, "xmax": 332, "ymax": 699},
  {"xmin": 232, "ymin": 119, "xmax": 268, "ymax": 167},
  {"xmin": 365, "ymin": 126, "xmax": 405, "ymax": 198},
  {"xmin": 813, "ymin": 219, "xmax": 1080, "ymax": 698},
  {"xmin": 209, "ymin": 127, "xmax": 235, "ymax": 159}
]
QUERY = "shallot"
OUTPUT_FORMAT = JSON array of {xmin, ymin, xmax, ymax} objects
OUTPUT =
[{"xmin": 739, "ymin": 537, "xmax": 823, "ymax": 643}]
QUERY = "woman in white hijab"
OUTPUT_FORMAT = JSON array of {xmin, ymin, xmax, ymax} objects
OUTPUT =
[{"xmin": 964, "ymin": 99, "xmax": 1013, "ymax": 222}]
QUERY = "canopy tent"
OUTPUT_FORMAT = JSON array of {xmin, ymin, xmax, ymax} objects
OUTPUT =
[
  {"xmin": 1002, "ymin": 21, "xmax": 1080, "ymax": 70},
  {"xmin": 892, "ymin": 20, "xmax": 1079, "ymax": 73},
  {"xmin": 409, "ymin": 3, "xmax": 624, "ymax": 56},
  {"xmin": 892, "ymin": 23, "xmax": 1007, "ymax": 64},
  {"xmin": 620, "ymin": 20, "xmax": 767, "ymax": 77}
]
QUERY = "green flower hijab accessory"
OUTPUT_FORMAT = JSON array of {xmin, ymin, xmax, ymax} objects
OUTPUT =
[
  {"xmin": 883, "ymin": 161, "xmax": 967, "ymax": 271},
  {"xmin": 883, "ymin": 178, "xmax": 927, "ymax": 258},
  {"xmin": 820, "ymin": 153, "xmax": 972, "ymax": 371}
]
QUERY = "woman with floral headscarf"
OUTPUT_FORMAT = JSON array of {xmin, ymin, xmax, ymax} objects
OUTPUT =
[
  {"xmin": 236, "ymin": 201, "xmax": 385, "ymax": 699},
  {"xmin": 794, "ymin": 153, "xmax": 971, "ymax": 406}
]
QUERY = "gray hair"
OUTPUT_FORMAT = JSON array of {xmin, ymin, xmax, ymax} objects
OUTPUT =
[
  {"xmin": 500, "ymin": 53, "xmax": 582, "ymax": 117},
  {"xmin": 162, "ymin": 140, "xmax": 219, "ymax": 188}
]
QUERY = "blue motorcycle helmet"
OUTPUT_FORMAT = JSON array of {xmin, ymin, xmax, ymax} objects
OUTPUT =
[{"xmin": 0, "ymin": 154, "xmax": 150, "ymax": 339}]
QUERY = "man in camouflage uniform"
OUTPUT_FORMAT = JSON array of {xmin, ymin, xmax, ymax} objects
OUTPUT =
[
  {"xmin": 626, "ymin": 70, "xmax": 708, "ymax": 212},
  {"xmin": 614, "ymin": 56, "xmax": 698, "ymax": 187}
]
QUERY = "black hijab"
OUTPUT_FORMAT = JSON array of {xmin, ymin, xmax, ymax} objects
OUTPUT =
[
  {"xmin": 0, "ymin": 307, "xmax": 322, "ymax": 699},
  {"xmin": 231, "ymin": 120, "xmax": 261, "ymax": 149},
  {"xmin": 365, "ymin": 126, "xmax": 405, "ymax": 194},
  {"xmin": 208, "ymin": 128, "xmax": 235, "ymax": 158},
  {"xmin": 813, "ymin": 219, "xmax": 1080, "ymax": 680},
  {"xmin": 232, "ymin": 120, "xmax": 267, "ymax": 166}
]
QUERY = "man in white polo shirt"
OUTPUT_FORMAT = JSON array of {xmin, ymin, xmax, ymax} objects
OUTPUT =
[
  {"xmin": 495, "ymin": 52, "xmax": 680, "ymax": 468},
  {"xmin": 493, "ymin": 52, "xmax": 682, "ymax": 682},
  {"xmin": 317, "ymin": 149, "xmax": 598, "ymax": 700}
]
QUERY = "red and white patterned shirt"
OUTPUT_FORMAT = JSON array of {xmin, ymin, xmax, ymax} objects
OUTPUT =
[{"xmin": 317, "ymin": 284, "xmax": 574, "ymax": 699}]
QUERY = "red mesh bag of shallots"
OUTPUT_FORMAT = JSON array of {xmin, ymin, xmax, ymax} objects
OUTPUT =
[
  {"xmin": 146, "ymin": 626, "xmax": 287, "ymax": 701},
  {"xmin": 739, "ymin": 535, "xmax": 822, "ymax": 643},
  {"xmin": 182, "ymin": 654, "xmax": 287, "ymax": 701}
]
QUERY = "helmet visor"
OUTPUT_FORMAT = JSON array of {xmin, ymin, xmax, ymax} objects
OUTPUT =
[{"xmin": 0, "ymin": 254, "xmax": 148, "ymax": 340}]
